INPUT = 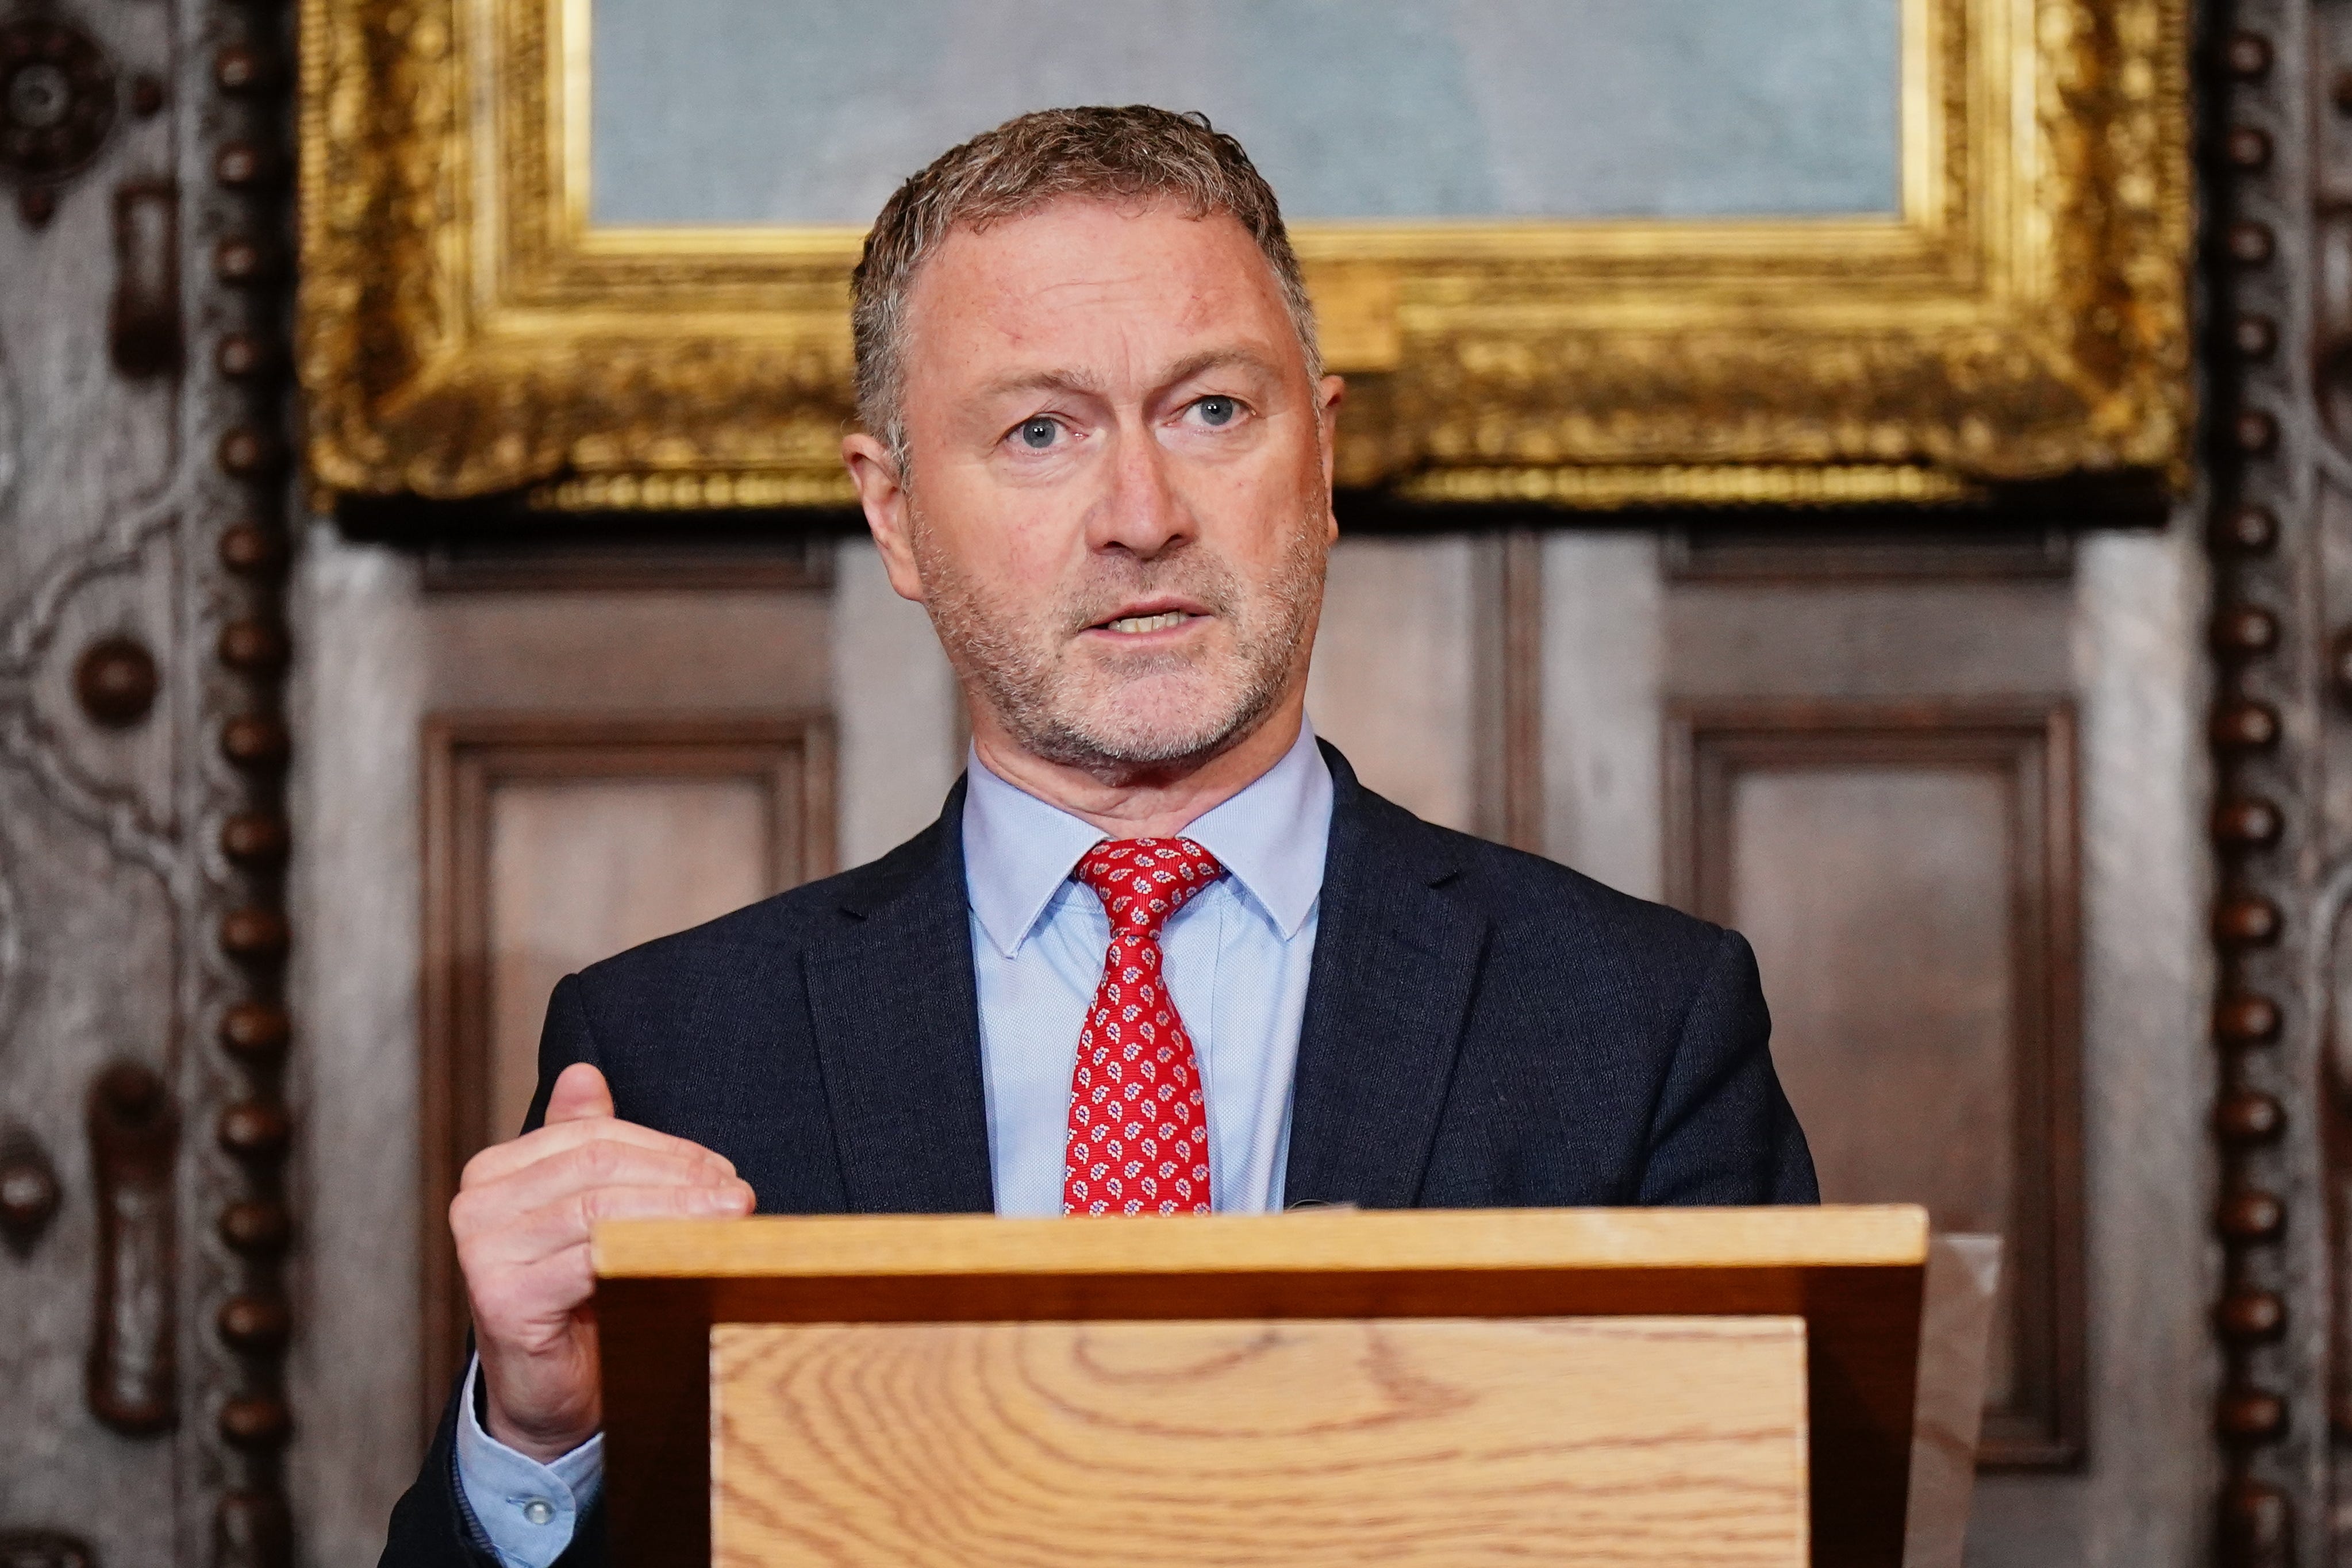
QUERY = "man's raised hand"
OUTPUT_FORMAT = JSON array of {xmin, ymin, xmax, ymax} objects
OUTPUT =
[{"xmin": 450, "ymin": 1061, "xmax": 754, "ymax": 1461}]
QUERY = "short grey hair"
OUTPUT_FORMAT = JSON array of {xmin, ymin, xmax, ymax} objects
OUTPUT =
[{"xmin": 850, "ymin": 105, "xmax": 1323, "ymax": 470}]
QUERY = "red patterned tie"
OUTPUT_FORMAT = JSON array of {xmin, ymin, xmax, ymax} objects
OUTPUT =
[{"xmin": 1063, "ymin": 838, "xmax": 1227, "ymax": 1215}]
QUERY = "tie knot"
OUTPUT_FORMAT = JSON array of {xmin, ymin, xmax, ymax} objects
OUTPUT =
[{"xmin": 1076, "ymin": 837, "xmax": 1225, "ymax": 937}]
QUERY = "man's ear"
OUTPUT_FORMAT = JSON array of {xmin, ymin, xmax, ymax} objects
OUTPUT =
[
  {"xmin": 841, "ymin": 432, "xmax": 927, "ymax": 604},
  {"xmin": 1317, "ymin": 374, "xmax": 1346, "ymax": 541}
]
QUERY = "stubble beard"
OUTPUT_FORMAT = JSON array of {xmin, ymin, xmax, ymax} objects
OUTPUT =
[{"xmin": 913, "ymin": 506, "xmax": 1328, "ymax": 780}]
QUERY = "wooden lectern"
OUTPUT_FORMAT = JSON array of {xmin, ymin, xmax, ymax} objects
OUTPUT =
[{"xmin": 595, "ymin": 1205, "xmax": 1928, "ymax": 1568}]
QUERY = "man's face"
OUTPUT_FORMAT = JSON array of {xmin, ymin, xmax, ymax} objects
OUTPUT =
[{"xmin": 859, "ymin": 198, "xmax": 1340, "ymax": 778}]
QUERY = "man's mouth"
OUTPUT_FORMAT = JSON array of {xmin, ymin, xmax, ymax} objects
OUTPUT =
[
  {"xmin": 1085, "ymin": 599, "xmax": 1210, "ymax": 637},
  {"xmin": 1104, "ymin": 611, "xmax": 1190, "ymax": 635}
]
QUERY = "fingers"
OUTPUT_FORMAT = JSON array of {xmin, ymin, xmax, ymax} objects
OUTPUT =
[
  {"xmin": 454, "ymin": 1140, "xmax": 748, "ymax": 1240},
  {"xmin": 463, "ymin": 1114, "xmax": 737, "ymax": 1189},
  {"xmin": 568, "ymin": 1180, "xmax": 755, "ymax": 1229},
  {"xmin": 543, "ymin": 1062, "xmax": 614, "ymax": 1126},
  {"xmin": 464, "ymin": 1182, "xmax": 756, "ymax": 1282}
]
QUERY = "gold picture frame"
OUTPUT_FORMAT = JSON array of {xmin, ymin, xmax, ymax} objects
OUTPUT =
[{"xmin": 297, "ymin": 0, "xmax": 2189, "ymax": 511}]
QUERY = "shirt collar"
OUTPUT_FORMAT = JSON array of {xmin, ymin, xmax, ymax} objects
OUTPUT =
[{"xmin": 961, "ymin": 718, "xmax": 1333, "ymax": 958}]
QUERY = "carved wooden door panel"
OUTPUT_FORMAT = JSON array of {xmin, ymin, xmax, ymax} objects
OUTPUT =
[
  {"xmin": 0, "ymin": 0, "xmax": 295, "ymax": 1562},
  {"xmin": 1527, "ymin": 517, "xmax": 2208, "ymax": 1565}
]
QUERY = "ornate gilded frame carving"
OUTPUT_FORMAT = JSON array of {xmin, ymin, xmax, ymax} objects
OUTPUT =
[{"xmin": 297, "ymin": 0, "xmax": 2189, "ymax": 509}]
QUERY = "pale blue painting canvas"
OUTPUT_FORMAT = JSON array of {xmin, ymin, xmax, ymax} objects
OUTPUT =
[{"xmin": 587, "ymin": 0, "xmax": 1904, "ymax": 227}]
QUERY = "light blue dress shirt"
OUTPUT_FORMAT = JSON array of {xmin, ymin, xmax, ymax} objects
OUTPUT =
[
  {"xmin": 453, "ymin": 1359, "xmax": 602, "ymax": 1567},
  {"xmin": 455, "ymin": 720, "xmax": 1333, "ymax": 1565},
  {"xmin": 963, "ymin": 718, "xmax": 1331, "ymax": 1216}
]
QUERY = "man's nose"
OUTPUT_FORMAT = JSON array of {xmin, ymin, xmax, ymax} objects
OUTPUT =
[{"xmin": 1085, "ymin": 424, "xmax": 1195, "ymax": 559}]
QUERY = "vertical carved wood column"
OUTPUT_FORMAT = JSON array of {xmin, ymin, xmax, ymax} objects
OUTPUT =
[
  {"xmin": 2208, "ymin": 5, "xmax": 2334, "ymax": 1563},
  {"xmin": 0, "ymin": 0, "xmax": 299, "ymax": 1548},
  {"xmin": 197, "ymin": 0, "xmax": 297, "ymax": 1558}
]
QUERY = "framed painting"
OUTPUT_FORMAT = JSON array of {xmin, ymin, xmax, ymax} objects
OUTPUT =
[{"xmin": 297, "ymin": 0, "xmax": 2189, "ymax": 512}]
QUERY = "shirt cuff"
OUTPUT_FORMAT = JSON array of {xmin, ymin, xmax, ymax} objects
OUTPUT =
[{"xmin": 453, "ymin": 1355, "xmax": 604, "ymax": 1568}]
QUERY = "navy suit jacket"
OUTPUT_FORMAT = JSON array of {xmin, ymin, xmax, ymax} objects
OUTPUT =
[{"xmin": 381, "ymin": 743, "xmax": 1816, "ymax": 1567}]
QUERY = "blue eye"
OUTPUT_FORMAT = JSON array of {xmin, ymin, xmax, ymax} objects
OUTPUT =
[
  {"xmin": 1017, "ymin": 417, "xmax": 1058, "ymax": 450},
  {"xmin": 1196, "ymin": 396, "xmax": 1237, "ymax": 427}
]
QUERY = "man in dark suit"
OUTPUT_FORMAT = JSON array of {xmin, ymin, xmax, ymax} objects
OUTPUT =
[{"xmin": 382, "ymin": 105, "xmax": 1813, "ymax": 1568}]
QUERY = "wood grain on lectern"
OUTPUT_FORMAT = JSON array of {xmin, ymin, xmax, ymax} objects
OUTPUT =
[
  {"xmin": 711, "ymin": 1316, "xmax": 1809, "ymax": 1568},
  {"xmin": 594, "ymin": 1207, "xmax": 1925, "ymax": 1568}
]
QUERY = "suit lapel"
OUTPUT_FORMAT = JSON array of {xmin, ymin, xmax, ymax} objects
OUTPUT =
[
  {"xmin": 802, "ymin": 781, "xmax": 997, "ymax": 1213},
  {"xmin": 1283, "ymin": 747, "xmax": 1490, "ymax": 1208}
]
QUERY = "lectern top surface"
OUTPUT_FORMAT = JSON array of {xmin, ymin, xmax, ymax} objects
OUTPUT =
[{"xmin": 594, "ymin": 1203, "xmax": 1926, "ymax": 1281}]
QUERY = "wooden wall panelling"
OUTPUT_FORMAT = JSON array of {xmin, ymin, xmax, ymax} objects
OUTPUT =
[
  {"xmin": 1662, "ymin": 579, "xmax": 2077, "ymax": 704},
  {"xmin": 285, "ymin": 532, "xmax": 856, "ymax": 1555},
  {"xmin": 413, "ymin": 525, "xmax": 835, "ymax": 594},
  {"xmin": 1663, "ymin": 523, "xmax": 2076, "ymax": 584},
  {"xmin": 1537, "ymin": 532, "xmax": 1665, "ymax": 901},
  {"xmin": 1307, "ymin": 531, "xmax": 1542, "ymax": 844},
  {"xmin": 1307, "ymin": 536, "xmax": 1483, "ymax": 830},
  {"xmin": 1471, "ymin": 529, "xmax": 1546, "ymax": 853},
  {"xmin": 416, "ymin": 712, "xmax": 836, "ymax": 1420},
  {"xmin": 827, "ymin": 539, "xmax": 964, "ymax": 868},
  {"xmin": 1664, "ymin": 698, "xmax": 2083, "ymax": 1466}
]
